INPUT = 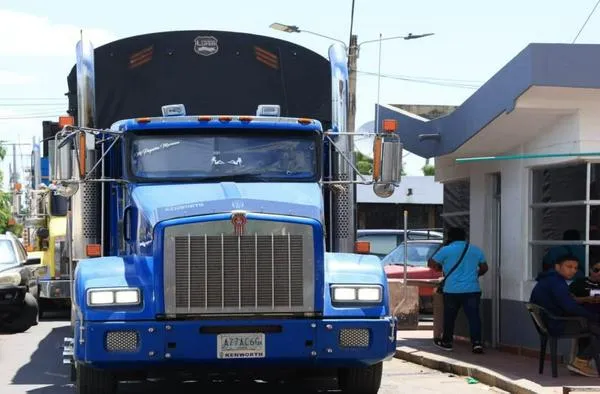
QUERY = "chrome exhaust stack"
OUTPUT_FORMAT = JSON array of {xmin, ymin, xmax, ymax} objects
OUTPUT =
[
  {"xmin": 328, "ymin": 43, "xmax": 355, "ymax": 253},
  {"xmin": 71, "ymin": 38, "xmax": 99, "ymax": 261}
]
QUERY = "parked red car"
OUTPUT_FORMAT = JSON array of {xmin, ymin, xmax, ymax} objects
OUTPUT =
[{"xmin": 381, "ymin": 240, "xmax": 443, "ymax": 313}]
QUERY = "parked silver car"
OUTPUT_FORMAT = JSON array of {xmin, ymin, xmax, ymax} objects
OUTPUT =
[{"xmin": 0, "ymin": 232, "xmax": 40, "ymax": 333}]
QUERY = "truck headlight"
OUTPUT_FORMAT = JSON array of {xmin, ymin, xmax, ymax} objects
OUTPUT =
[
  {"xmin": 331, "ymin": 284, "xmax": 383, "ymax": 304},
  {"xmin": 0, "ymin": 272, "xmax": 21, "ymax": 286},
  {"xmin": 86, "ymin": 288, "xmax": 141, "ymax": 306}
]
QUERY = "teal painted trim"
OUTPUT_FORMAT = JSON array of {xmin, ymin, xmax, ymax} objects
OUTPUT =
[{"xmin": 455, "ymin": 152, "xmax": 600, "ymax": 163}]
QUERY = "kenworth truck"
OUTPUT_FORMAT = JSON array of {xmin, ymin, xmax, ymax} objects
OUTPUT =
[
  {"xmin": 22, "ymin": 135, "xmax": 70, "ymax": 317},
  {"xmin": 55, "ymin": 30, "xmax": 402, "ymax": 394}
]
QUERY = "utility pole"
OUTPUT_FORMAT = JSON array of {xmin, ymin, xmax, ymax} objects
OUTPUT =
[{"xmin": 12, "ymin": 144, "xmax": 16, "ymax": 187}]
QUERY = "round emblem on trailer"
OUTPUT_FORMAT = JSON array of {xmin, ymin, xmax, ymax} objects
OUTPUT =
[{"xmin": 231, "ymin": 210, "xmax": 247, "ymax": 236}]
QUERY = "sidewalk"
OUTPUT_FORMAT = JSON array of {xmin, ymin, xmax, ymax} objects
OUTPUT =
[{"xmin": 395, "ymin": 330, "xmax": 600, "ymax": 394}]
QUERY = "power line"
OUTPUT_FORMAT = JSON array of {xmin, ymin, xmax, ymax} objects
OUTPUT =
[
  {"xmin": 0, "ymin": 97, "xmax": 66, "ymax": 100},
  {"xmin": 573, "ymin": 0, "xmax": 600, "ymax": 43},
  {"xmin": 356, "ymin": 70, "xmax": 480, "ymax": 89},
  {"xmin": 0, "ymin": 103, "xmax": 67, "ymax": 107},
  {"xmin": 0, "ymin": 114, "xmax": 64, "ymax": 120}
]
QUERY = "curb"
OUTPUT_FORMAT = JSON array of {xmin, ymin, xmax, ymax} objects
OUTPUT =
[{"xmin": 394, "ymin": 345, "xmax": 542, "ymax": 394}]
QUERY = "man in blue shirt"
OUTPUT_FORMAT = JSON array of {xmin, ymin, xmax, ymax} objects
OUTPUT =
[{"xmin": 428, "ymin": 227, "xmax": 488, "ymax": 353}]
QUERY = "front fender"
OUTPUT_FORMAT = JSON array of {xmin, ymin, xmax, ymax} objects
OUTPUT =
[
  {"xmin": 323, "ymin": 252, "xmax": 389, "ymax": 317},
  {"xmin": 74, "ymin": 255, "xmax": 156, "ymax": 321}
]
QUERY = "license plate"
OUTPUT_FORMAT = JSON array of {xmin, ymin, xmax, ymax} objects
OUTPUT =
[{"xmin": 217, "ymin": 333, "xmax": 265, "ymax": 359}]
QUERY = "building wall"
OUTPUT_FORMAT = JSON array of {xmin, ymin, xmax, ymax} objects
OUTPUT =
[
  {"xmin": 357, "ymin": 203, "xmax": 442, "ymax": 230},
  {"xmin": 436, "ymin": 107, "xmax": 600, "ymax": 352},
  {"xmin": 356, "ymin": 175, "xmax": 443, "ymax": 205}
]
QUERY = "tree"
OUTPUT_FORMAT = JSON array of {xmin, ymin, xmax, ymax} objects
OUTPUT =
[
  {"xmin": 422, "ymin": 158, "xmax": 435, "ymax": 176},
  {"xmin": 422, "ymin": 164, "xmax": 435, "ymax": 176},
  {"xmin": 355, "ymin": 151, "xmax": 373, "ymax": 175},
  {"xmin": 0, "ymin": 145, "xmax": 19, "ymax": 235}
]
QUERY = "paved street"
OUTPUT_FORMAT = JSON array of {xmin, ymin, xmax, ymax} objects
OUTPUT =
[{"xmin": 0, "ymin": 314, "xmax": 503, "ymax": 393}]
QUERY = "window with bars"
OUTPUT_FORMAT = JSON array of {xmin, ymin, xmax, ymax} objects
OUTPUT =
[
  {"xmin": 529, "ymin": 162, "xmax": 600, "ymax": 277},
  {"xmin": 441, "ymin": 179, "xmax": 470, "ymax": 238}
]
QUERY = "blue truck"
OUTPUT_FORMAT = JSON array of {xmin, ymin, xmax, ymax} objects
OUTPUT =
[{"xmin": 54, "ymin": 30, "xmax": 402, "ymax": 394}]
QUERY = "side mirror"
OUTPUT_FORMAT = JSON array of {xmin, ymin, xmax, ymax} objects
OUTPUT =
[
  {"xmin": 54, "ymin": 181, "xmax": 79, "ymax": 198},
  {"xmin": 372, "ymin": 126, "xmax": 403, "ymax": 198},
  {"xmin": 25, "ymin": 257, "xmax": 41, "ymax": 266},
  {"xmin": 36, "ymin": 228, "xmax": 50, "ymax": 239}
]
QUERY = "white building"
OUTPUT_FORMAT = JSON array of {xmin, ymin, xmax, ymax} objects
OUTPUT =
[
  {"xmin": 376, "ymin": 43, "xmax": 600, "ymax": 356},
  {"xmin": 356, "ymin": 176, "xmax": 443, "ymax": 230}
]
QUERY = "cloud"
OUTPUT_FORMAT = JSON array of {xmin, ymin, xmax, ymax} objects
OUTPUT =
[
  {"xmin": 0, "ymin": 10, "xmax": 115, "ymax": 56},
  {"xmin": 0, "ymin": 70, "xmax": 35, "ymax": 85}
]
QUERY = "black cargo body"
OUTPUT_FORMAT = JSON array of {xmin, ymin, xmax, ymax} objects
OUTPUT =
[{"xmin": 66, "ymin": 30, "xmax": 332, "ymax": 129}]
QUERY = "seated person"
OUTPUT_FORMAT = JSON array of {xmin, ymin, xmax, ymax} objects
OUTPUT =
[
  {"xmin": 530, "ymin": 255, "xmax": 600, "ymax": 377},
  {"xmin": 542, "ymin": 229, "xmax": 585, "ymax": 279},
  {"xmin": 570, "ymin": 260, "xmax": 600, "ymax": 313},
  {"xmin": 569, "ymin": 260, "xmax": 600, "ymax": 368}
]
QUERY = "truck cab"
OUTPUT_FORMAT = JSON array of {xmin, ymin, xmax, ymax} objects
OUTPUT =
[{"xmin": 56, "ymin": 30, "xmax": 402, "ymax": 394}]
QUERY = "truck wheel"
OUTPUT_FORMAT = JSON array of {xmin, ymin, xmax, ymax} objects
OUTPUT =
[
  {"xmin": 1, "ymin": 293, "xmax": 39, "ymax": 333},
  {"xmin": 76, "ymin": 363, "xmax": 117, "ymax": 394},
  {"xmin": 338, "ymin": 362, "xmax": 383, "ymax": 394}
]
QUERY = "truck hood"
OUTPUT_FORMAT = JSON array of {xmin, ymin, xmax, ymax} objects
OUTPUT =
[{"xmin": 131, "ymin": 182, "xmax": 323, "ymax": 226}]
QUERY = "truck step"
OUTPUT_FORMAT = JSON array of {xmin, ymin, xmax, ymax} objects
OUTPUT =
[{"xmin": 62, "ymin": 337, "xmax": 74, "ymax": 365}]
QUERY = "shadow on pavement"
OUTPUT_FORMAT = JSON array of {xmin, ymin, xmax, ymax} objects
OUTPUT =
[
  {"xmin": 11, "ymin": 324, "xmax": 71, "ymax": 390},
  {"xmin": 13, "ymin": 324, "xmax": 339, "ymax": 394},
  {"xmin": 22, "ymin": 377, "xmax": 339, "ymax": 394}
]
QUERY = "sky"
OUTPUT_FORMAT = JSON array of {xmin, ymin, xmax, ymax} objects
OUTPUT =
[{"xmin": 1, "ymin": 0, "xmax": 600, "ymax": 189}]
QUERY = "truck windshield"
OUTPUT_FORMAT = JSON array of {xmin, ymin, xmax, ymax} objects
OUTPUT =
[{"xmin": 129, "ymin": 130, "xmax": 319, "ymax": 182}]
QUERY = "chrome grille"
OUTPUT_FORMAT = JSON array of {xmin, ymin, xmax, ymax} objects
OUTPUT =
[{"xmin": 163, "ymin": 218, "xmax": 315, "ymax": 315}]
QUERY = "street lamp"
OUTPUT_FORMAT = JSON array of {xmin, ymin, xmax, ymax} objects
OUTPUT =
[
  {"xmin": 269, "ymin": 22, "xmax": 434, "ymax": 133},
  {"xmin": 270, "ymin": 23, "xmax": 348, "ymax": 47}
]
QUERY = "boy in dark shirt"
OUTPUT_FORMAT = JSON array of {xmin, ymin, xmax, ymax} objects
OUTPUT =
[
  {"xmin": 570, "ymin": 260, "xmax": 600, "ymax": 313},
  {"xmin": 530, "ymin": 255, "xmax": 600, "ymax": 377},
  {"xmin": 569, "ymin": 260, "xmax": 600, "ymax": 371}
]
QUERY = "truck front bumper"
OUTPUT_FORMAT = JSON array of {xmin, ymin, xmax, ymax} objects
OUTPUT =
[
  {"xmin": 39, "ymin": 279, "xmax": 71, "ymax": 299},
  {"xmin": 70, "ymin": 317, "xmax": 397, "ymax": 370}
]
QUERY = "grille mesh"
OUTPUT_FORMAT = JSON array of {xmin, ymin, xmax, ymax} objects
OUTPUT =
[
  {"xmin": 81, "ymin": 182, "xmax": 98, "ymax": 238},
  {"xmin": 105, "ymin": 331, "xmax": 139, "ymax": 352},
  {"xmin": 339, "ymin": 328, "xmax": 370, "ymax": 348},
  {"xmin": 332, "ymin": 173, "xmax": 350, "ymax": 238}
]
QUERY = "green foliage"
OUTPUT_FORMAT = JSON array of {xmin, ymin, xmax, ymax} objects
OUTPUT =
[
  {"xmin": 422, "ymin": 163, "xmax": 435, "ymax": 176},
  {"xmin": 355, "ymin": 151, "xmax": 373, "ymax": 175},
  {"xmin": 0, "ymin": 144, "xmax": 15, "ymax": 234}
]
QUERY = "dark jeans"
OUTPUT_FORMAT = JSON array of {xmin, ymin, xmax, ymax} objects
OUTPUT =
[
  {"xmin": 565, "ymin": 321, "xmax": 600, "ymax": 361},
  {"xmin": 442, "ymin": 292, "xmax": 482, "ymax": 345}
]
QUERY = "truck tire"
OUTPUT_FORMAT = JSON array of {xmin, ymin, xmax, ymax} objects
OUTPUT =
[
  {"xmin": 1, "ymin": 293, "xmax": 39, "ymax": 333},
  {"xmin": 338, "ymin": 362, "xmax": 383, "ymax": 394},
  {"xmin": 76, "ymin": 363, "xmax": 117, "ymax": 394}
]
